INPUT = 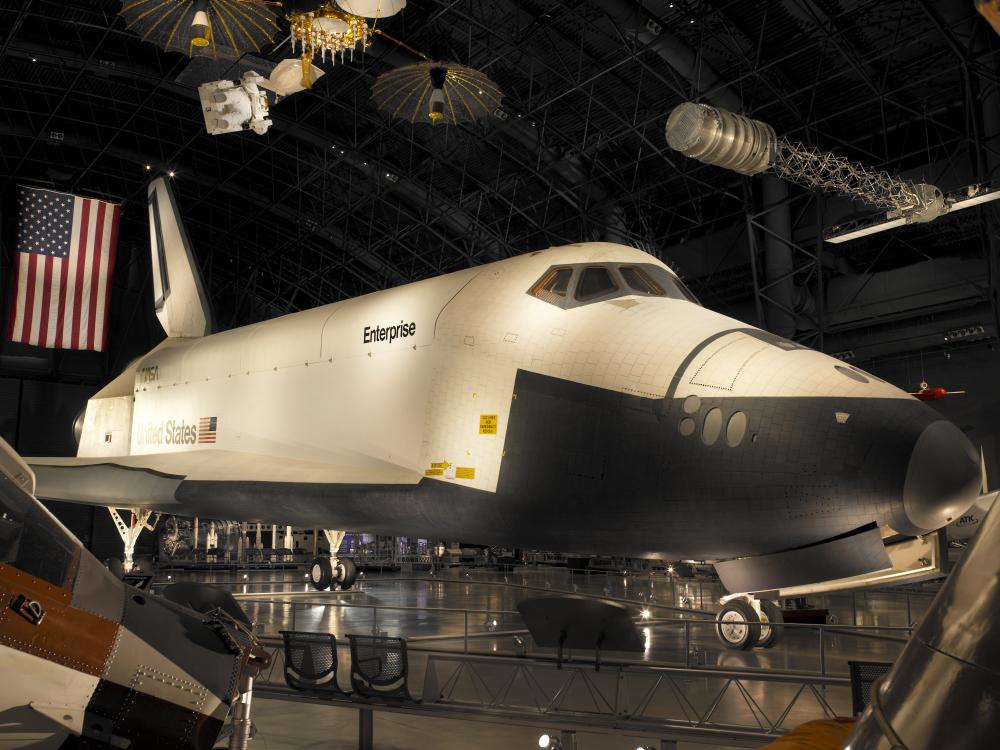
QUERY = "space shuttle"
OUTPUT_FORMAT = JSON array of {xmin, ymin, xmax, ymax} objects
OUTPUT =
[
  {"xmin": 0, "ymin": 435, "xmax": 263, "ymax": 749},
  {"xmin": 27, "ymin": 177, "xmax": 982, "ymax": 648}
]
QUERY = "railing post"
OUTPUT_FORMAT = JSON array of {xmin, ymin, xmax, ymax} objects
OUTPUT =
[
  {"xmin": 358, "ymin": 707, "xmax": 373, "ymax": 750},
  {"xmin": 684, "ymin": 621, "xmax": 691, "ymax": 668},
  {"xmin": 819, "ymin": 626, "xmax": 826, "ymax": 677},
  {"xmin": 464, "ymin": 611, "xmax": 469, "ymax": 654},
  {"xmin": 372, "ymin": 607, "xmax": 379, "ymax": 636}
]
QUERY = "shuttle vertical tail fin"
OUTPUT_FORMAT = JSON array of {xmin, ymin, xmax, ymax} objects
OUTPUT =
[{"xmin": 147, "ymin": 177, "xmax": 213, "ymax": 337}]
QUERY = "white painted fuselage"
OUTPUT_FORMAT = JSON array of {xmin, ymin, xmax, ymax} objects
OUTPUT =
[{"xmin": 33, "ymin": 241, "xmax": 981, "ymax": 561}]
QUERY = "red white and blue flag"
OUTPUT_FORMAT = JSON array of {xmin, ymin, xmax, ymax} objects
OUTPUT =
[
  {"xmin": 198, "ymin": 416, "xmax": 218, "ymax": 444},
  {"xmin": 7, "ymin": 186, "xmax": 120, "ymax": 352}
]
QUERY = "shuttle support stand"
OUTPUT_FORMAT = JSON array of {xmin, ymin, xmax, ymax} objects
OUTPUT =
[
  {"xmin": 108, "ymin": 507, "xmax": 160, "ymax": 572},
  {"xmin": 309, "ymin": 530, "xmax": 358, "ymax": 591}
]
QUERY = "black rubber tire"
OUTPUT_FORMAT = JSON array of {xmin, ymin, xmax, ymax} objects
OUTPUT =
[
  {"xmin": 715, "ymin": 599, "xmax": 760, "ymax": 650},
  {"xmin": 336, "ymin": 558, "xmax": 358, "ymax": 589},
  {"xmin": 309, "ymin": 556, "xmax": 333, "ymax": 590},
  {"xmin": 756, "ymin": 600, "xmax": 785, "ymax": 648}
]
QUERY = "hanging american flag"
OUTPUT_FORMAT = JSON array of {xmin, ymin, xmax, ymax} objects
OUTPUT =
[{"xmin": 7, "ymin": 186, "xmax": 120, "ymax": 352}]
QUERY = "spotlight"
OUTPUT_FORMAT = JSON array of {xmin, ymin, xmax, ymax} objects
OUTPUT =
[
  {"xmin": 944, "ymin": 325, "xmax": 986, "ymax": 342},
  {"xmin": 31, "ymin": 57, "xmax": 37, "ymax": 63},
  {"xmin": 168, "ymin": 171, "xmax": 176, "ymax": 178},
  {"xmin": 144, "ymin": 164, "xmax": 151, "ymax": 171},
  {"xmin": 538, "ymin": 734, "xmax": 561, "ymax": 749},
  {"xmin": 641, "ymin": 608, "xmax": 651, "ymax": 620},
  {"xmin": 243, "ymin": 574, "xmax": 248, "ymax": 580}
]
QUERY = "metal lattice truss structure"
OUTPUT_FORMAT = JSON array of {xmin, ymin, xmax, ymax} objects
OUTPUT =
[
  {"xmin": 773, "ymin": 139, "xmax": 921, "ymax": 213},
  {"xmin": 0, "ymin": 0, "xmax": 998, "ymax": 373}
]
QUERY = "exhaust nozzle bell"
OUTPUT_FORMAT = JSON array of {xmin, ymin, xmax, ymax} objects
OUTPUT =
[{"xmin": 665, "ymin": 102, "xmax": 776, "ymax": 176}]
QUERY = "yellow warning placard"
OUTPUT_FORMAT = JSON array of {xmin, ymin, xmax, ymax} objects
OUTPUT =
[
  {"xmin": 479, "ymin": 414, "xmax": 498, "ymax": 434},
  {"xmin": 430, "ymin": 461, "xmax": 451, "ymax": 469},
  {"xmin": 424, "ymin": 468, "xmax": 444, "ymax": 476},
  {"xmin": 455, "ymin": 466, "xmax": 475, "ymax": 480}
]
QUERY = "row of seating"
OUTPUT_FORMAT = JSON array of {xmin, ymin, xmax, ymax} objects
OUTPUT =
[{"xmin": 280, "ymin": 631, "xmax": 416, "ymax": 703}]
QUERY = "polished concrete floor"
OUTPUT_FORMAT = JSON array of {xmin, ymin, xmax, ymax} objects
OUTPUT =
[{"xmin": 151, "ymin": 566, "xmax": 934, "ymax": 749}]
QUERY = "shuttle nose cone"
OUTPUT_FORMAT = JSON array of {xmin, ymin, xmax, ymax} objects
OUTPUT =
[{"xmin": 901, "ymin": 420, "xmax": 980, "ymax": 535}]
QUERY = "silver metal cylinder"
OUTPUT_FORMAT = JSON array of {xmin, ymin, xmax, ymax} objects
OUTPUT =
[
  {"xmin": 845, "ymin": 499, "xmax": 1000, "ymax": 749},
  {"xmin": 227, "ymin": 678, "xmax": 254, "ymax": 750},
  {"xmin": 665, "ymin": 102, "xmax": 776, "ymax": 176}
]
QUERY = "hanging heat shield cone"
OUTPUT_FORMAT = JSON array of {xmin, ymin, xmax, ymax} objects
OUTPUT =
[
  {"xmin": 118, "ymin": 0, "xmax": 281, "ymax": 58},
  {"xmin": 372, "ymin": 60, "xmax": 503, "ymax": 126}
]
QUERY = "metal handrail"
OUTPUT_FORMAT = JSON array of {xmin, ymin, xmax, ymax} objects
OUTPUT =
[{"xmin": 244, "ymin": 591, "xmax": 911, "ymax": 677}]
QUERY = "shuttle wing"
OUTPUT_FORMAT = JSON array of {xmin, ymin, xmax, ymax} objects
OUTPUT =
[{"xmin": 29, "ymin": 450, "xmax": 422, "ymax": 508}]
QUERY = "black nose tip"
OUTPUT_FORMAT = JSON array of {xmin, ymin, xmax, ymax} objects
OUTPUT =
[{"xmin": 900, "ymin": 420, "xmax": 980, "ymax": 534}]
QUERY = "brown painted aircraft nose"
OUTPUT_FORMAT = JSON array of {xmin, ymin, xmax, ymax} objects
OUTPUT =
[{"xmin": 900, "ymin": 420, "xmax": 980, "ymax": 535}]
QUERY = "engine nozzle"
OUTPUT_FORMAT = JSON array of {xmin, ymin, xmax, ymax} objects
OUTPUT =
[{"xmin": 665, "ymin": 101, "xmax": 776, "ymax": 176}]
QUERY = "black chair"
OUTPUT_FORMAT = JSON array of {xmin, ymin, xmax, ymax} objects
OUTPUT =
[
  {"xmin": 348, "ymin": 634, "xmax": 417, "ymax": 702},
  {"xmin": 848, "ymin": 660, "xmax": 893, "ymax": 716},
  {"xmin": 280, "ymin": 631, "xmax": 350, "ymax": 697}
]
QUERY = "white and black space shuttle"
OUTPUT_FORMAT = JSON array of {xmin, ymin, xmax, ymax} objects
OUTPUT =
[{"xmin": 26, "ymin": 178, "xmax": 982, "ymax": 648}]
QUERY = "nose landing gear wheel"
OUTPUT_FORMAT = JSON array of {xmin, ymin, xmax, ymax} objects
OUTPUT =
[
  {"xmin": 756, "ymin": 599, "xmax": 784, "ymax": 648},
  {"xmin": 716, "ymin": 599, "xmax": 760, "ymax": 650},
  {"xmin": 335, "ymin": 558, "xmax": 358, "ymax": 589},
  {"xmin": 310, "ymin": 556, "xmax": 332, "ymax": 590}
]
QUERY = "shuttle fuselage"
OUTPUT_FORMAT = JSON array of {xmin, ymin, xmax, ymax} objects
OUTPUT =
[{"xmin": 33, "ymin": 240, "xmax": 981, "ymax": 564}]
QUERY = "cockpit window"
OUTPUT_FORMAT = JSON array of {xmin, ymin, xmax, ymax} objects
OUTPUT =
[
  {"xmin": 575, "ymin": 267, "xmax": 618, "ymax": 301},
  {"xmin": 0, "ymin": 476, "xmax": 79, "ymax": 588},
  {"xmin": 530, "ymin": 267, "xmax": 573, "ymax": 305},
  {"xmin": 528, "ymin": 262, "xmax": 700, "ymax": 309},
  {"xmin": 620, "ymin": 266, "xmax": 665, "ymax": 296}
]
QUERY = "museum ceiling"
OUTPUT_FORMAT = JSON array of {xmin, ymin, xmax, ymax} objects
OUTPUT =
[{"xmin": 0, "ymin": 1, "xmax": 995, "ymax": 363}]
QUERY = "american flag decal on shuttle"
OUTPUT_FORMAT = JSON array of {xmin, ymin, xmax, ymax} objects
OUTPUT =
[{"xmin": 198, "ymin": 416, "xmax": 218, "ymax": 444}]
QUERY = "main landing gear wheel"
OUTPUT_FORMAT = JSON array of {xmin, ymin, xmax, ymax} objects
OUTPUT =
[
  {"xmin": 335, "ymin": 558, "xmax": 358, "ymax": 589},
  {"xmin": 756, "ymin": 600, "xmax": 784, "ymax": 649},
  {"xmin": 309, "ymin": 557, "xmax": 333, "ymax": 590},
  {"xmin": 716, "ymin": 599, "xmax": 760, "ymax": 650}
]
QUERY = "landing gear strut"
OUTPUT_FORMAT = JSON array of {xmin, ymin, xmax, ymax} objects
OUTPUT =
[
  {"xmin": 308, "ymin": 530, "xmax": 358, "ymax": 591},
  {"xmin": 715, "ymin": 595, "xmax": 784, "ymax": 650},
  {"xmin": 107, "ymin": 508, "xmax": 160, "ymax": 573}
]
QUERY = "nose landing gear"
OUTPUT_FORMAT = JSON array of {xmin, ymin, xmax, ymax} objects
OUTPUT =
[
  {"xmin": 308, "ymin": 530, "xmax": 358, "ymax": 591},
  {"xmin": 715, "ymin": 595, "xmax": 784, "ymax": 650}
]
